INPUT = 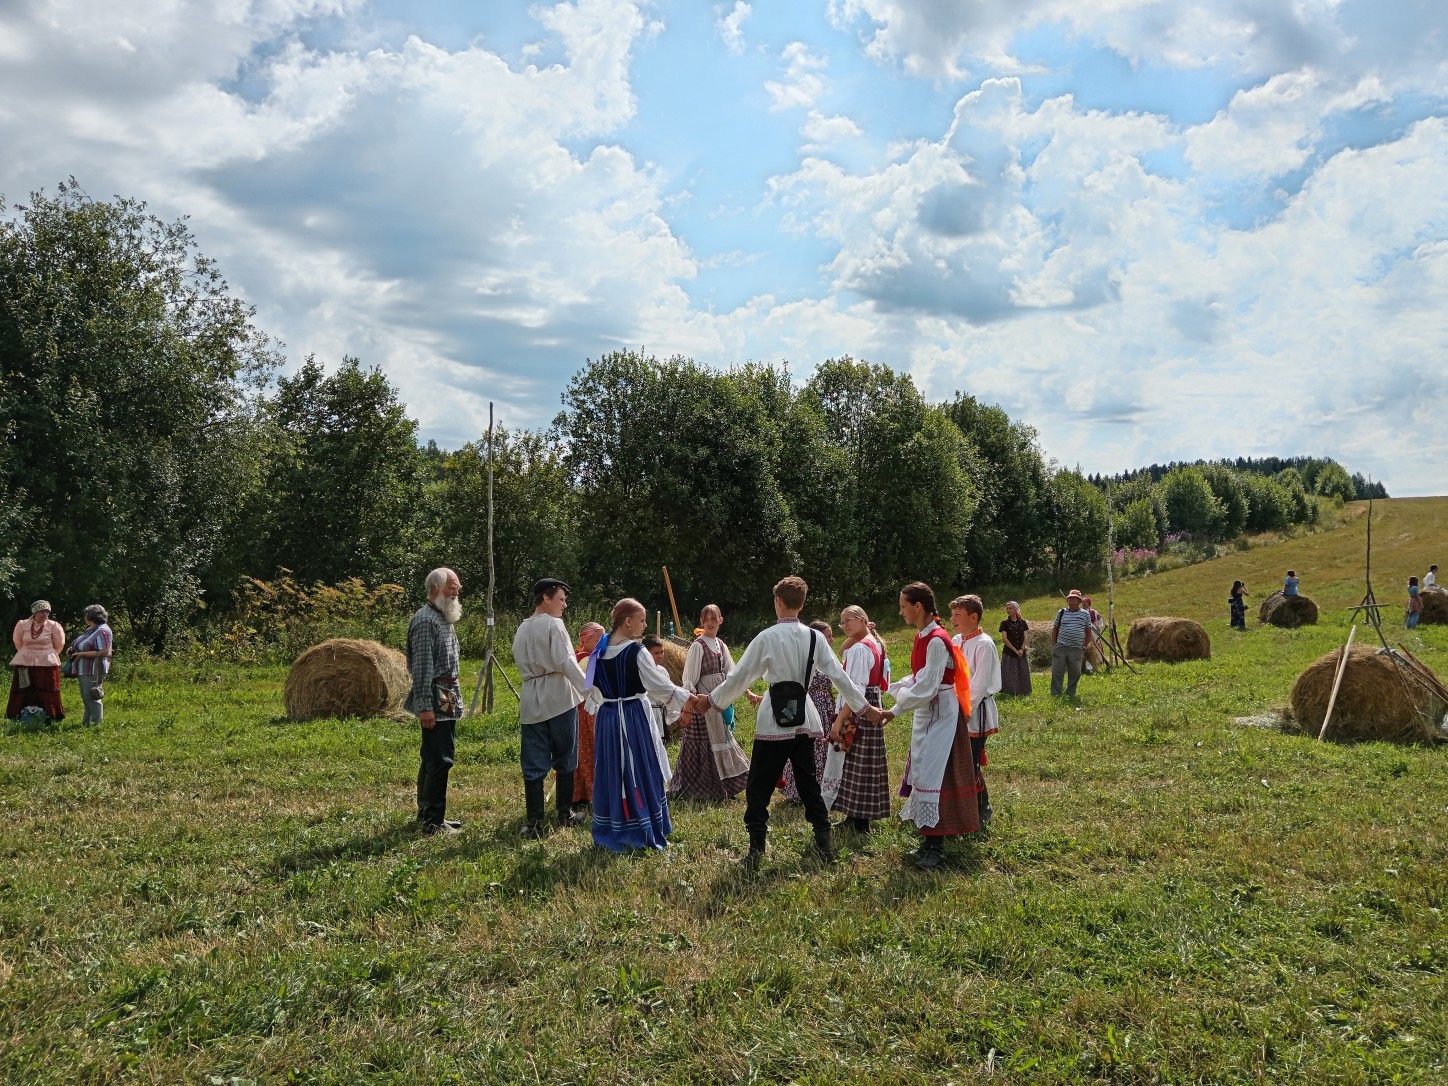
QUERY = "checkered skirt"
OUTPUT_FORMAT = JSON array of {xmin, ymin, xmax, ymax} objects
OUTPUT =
[{"xmin": 828, "ymin": 687, "xmax": 889, "ymax": 820}]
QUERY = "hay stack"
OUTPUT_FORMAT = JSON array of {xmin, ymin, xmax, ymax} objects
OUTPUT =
[
  {"xmin": 658, "ymin": 639, "xmax": 689, "ymax": 685},
  {"xmin": 1261, "ymin": 592, "xmax": 1319, "ymax": 628},
  {"xmin": 1420, "ymin": 590, "xmax": 1448, "ymax": 625},
  {"xmin": 1024, "ymin": 621, "xmax": 1055, "ymax": 669},
  {"xmin": 284, "ymin": 638, "xmax": 411, "ymax": 721},
  {"xmin": 1126, "ymin": 617, "xmax": 1211, "ymax": 662},
  {"xmin": 1289, "ymin": 645, "xmax": 1446, "ymax": 742}
]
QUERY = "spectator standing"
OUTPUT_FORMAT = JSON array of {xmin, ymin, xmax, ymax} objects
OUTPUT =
[
  {"xmin": 998, "ymin": 601, "xmax": 1031, "ymax": 696},
  {"xmin": 1050, "ymin": 590, "xmax": 1093, "ymax": 698},
  {"xmin": 1407, "ymin": 577, "xmax": 1423, "ymax": 629},
  {"xmin": 68, "ymin": 605, "xmax": 113, "ymax": 726},
  {"xmin": 8, "ymin": 601, "xmax": 65, "ymax": 722},
  {"xmin": 405, "ymin": 568, "xmax": 464, "ymax": 836}
]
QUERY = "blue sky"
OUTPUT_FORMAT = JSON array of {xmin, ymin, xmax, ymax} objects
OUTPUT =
[{"xmin": 1, "ymin": 0, "xmax": 1445, "ymax": 493}]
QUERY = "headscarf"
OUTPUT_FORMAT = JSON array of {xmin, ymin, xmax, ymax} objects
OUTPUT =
[{"xmin": 30, "ymin": 600, "xmax": 51, "ymax": 615}]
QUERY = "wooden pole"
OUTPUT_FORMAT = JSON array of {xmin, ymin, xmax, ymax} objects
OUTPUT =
[
  {"xmin": 655, "ymin": 611, "xmax": 662, "ymax": 637},
  {"xmin": 1318, "ymin": 626, "xmax": 1357, "ymax": 740},
  {"xmin": 662, "ymin": 565, "xmax": 683, "ymax": 639},
  {"xmin": 485, "ymin": 401, "xmax": 496, "ymax": 713}
]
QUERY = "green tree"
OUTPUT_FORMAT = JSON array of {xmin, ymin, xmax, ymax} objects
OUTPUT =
[
  {"xmin": 1113, "ymin": 496, "xmax": 1161, "ymax": 551},
  {"xmin": 249, "ymin": 356, "xmax": 424, "ymax": 588},
  {"xmin": 0, "ymin": 180, "xmax": 278, "ymax": 643},
  {"xmin": 555, "ymin": 350, "xmax": 800, "ymax": 617},
  {"xmin": 1161, "ymin": 467, "xmax": 1225, "ymax": 538},
  {"xmin": 1241, "ymin": 473, "xmax": 1292, "ymax": 533},
  {"xmin": 1198, "ymin": 465, "xmax": 1248, "ymax": 539},
  {"xmin": 938, "ymin": 393, "xmax": 1048, "ymax": 581},
  {"xmin": 1313, "ymin": 461, "xmax": 1356, "ymax": 504},
  {"xmin": 1043, "ymin": 469, "xmax": 1109, "ymax": 571},
  {"xmin": 799, "ymin": 358, "xmax": 979, "ymax": 598},
  {"xmin": 424, "ymin": 425, "xmax": 579, "ymax": 611}
]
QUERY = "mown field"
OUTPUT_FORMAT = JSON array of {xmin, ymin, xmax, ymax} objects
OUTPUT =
[{"xmin": 2, "ymin": 498, "xmax": 1446, "ymax": 1084}]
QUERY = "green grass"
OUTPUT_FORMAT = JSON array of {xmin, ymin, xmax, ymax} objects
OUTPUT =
[{"xmin": 2, "ymin": 499, "xmax": 1447, "ymax": 1083}]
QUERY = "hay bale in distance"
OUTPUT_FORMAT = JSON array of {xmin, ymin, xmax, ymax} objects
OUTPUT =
[
  {"xmin": 1289, "ymin": 645, "xmax": 1445, "ymax": 743},
  {"xmin": 1258, "ymin": 589, "xmax": 1283, "ymax": 623},
  {"xmin": 658, "ymin": 639, "xmax": 689, "ymax": 685},
  {"xmin": 1421, "ymin": 590, "xmax": 1448, "ymax": 626},
  {"xmin": 285, "ymin": 638, "xmax": 411, "ymax": 721},
  {"xmin": 1024, "ymin": 621, "xmax": 1055, "ymax": 670},
  {"xmin": 1126, "ymin": 617, "xmax": 1211, "ymax": 662},
  {"xmin": 1262, "ymin": 592, "xmax": 1319, "ymax": 628}
]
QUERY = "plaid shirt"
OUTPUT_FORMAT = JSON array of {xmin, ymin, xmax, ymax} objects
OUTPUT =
[{"xmin": 405, "ymin": 603, "xmax": 461, "ymax": 720}]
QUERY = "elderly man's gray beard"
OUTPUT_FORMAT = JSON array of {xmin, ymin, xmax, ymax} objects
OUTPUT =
[{"xmin": 434, "ymin": 596, "xmax": 463, "ymax": 624}]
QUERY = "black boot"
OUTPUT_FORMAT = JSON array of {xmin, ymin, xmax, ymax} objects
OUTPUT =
[
  {"xmin": 813, "ymin": 827, "xmax": 836, "ymax": 863},
  {"xmin": 741, "ymin": 829, "xmax": 766, "ymax": 868},
  {"xmin": 556, "ymin": 771, "xmax": 587, "ymax": 827},
  {"xmin": 851, "ymin": 817, "xmax": 871, "ymax": 834},
  {"xmin": 915, "ymin": 836, "xmax": 945, "ymax": 870},
  {"xmin": 521, "ymin": 778, "xmax": 547, "ymax": 838},
  {"xmin": 977, "ymin": 781, "xmax": 993, "ymax": 827}
]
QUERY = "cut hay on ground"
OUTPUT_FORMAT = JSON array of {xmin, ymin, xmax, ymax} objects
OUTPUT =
[
  {"xmin": 1260, "ymin": 591, "xmax": 1319, "ymax": 628},
  {"xmin": 285, "ymin": 638, "xmax": 411, "ymax": 721},
  {"xmin": 1289, "ymin": 645, "xmax": 1446, "ymax": 743},
  {"xmin": 1421, "ymin": 590, "xmax": 1448, "ymax": 625},
  {"xmin": 1126, "ymin": 617, "xmax": 1211, "ymax": 662}
]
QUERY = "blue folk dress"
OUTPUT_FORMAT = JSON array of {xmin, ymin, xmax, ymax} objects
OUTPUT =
[{"xmin": 591, "ymin": 641, "xmax": 682, "ymax": 851}]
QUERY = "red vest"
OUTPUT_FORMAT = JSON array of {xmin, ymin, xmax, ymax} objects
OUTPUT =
[
  {"xmin": 909, "ymin": 624, "xmax": 956, "ymax": 686},
  {"xmin": 861, "ymin": 637, "xmax": 885, "ymax": 688}
]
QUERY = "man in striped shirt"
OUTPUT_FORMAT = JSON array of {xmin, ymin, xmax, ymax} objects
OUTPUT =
[{"xmin": 1050, "ymin": 589, "xmax": 1093, "ymax": 698}]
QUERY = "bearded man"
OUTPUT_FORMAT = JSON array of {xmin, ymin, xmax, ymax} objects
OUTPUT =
[{"xmin": 406, "ymin": 567, "xmax": 464, "ymax": 835}]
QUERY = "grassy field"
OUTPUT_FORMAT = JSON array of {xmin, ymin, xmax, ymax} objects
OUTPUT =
[{"xmin": 2, "ymin": 498, "xmax": 1446, "ymax": 1084}]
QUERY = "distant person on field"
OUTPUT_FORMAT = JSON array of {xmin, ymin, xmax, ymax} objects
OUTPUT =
[
  {"xmin": 1406, "ymin": 577, "xmax": 1423, "ymax": 629},
  {"xmin": 67, "ymin": 604, "xmax": 113, "ymax": 726},
  {"xmin": 997, "ymin": 601, "xmax": 1031, "ymax": 696},
  {"xmin": 641, "ymin": 634, "xmax": 678, "ymax": 743},
  {"xmin": 8, "ymin": 600, "xmax": 65, "ymax": 723},
  {"xmin": 1050, "ymin": 590, "xmax": 1092, "ymax": 698},
  {"xmin": 405, "ymin": 569, "xmax": 463, "ymax": 836},
  {"xmin": 1426, "ymin": 565, "xmax": 1440, "ymax": 592},
  {"xmin": 513, "ymin": 578, "xmax": 590, "ymax": 839},
  {"xmin": 1230, "ymin": 581, "xmax": 1249, "ymax": 631},
  {"xmin": 1283, "ymin": 570, "xmax": 1299, "ymax": 597}
]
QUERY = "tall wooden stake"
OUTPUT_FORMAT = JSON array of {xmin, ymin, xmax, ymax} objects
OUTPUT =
[
  {"xmin": 485, "ymin": 401, "xmax": 496, "ymax": 713},
  {"xmin": 1318, "ymin": 625, "xmax": 1357, "ymax": 740},
  {"xmin": 662, "ymin": 565, "xmax": 683, "ymax": 639}
]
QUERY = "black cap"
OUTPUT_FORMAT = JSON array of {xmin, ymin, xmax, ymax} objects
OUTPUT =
[{"xmin": 532, "ymin": 577, "xmax": 570, "ymax": 600}]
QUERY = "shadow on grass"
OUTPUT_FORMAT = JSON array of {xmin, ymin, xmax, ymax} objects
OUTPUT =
[{"xmin": 270, "ymin": 820, "xmax": 418, "ymax": 873}]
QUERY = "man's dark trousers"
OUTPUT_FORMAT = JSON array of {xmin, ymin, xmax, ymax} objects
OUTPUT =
[
  {"xmin": 744, "ymin": 735, "xmax": 830, "ymax": 842},
  {"xmin": 418, "ymin": 719, "xmax": 457, "ymax": 827}
]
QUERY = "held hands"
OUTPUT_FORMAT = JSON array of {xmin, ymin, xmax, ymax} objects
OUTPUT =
[
  {"xmin": 862, "ymin": 703, "xmax": 886, "ymax": 725},
  {"xmin": 745, "ymin": 690, "xmax": 764, "ymax": 706},
  {"xmin": 686, "ymin": 693, "xmax": 712, "ymax": 716}
]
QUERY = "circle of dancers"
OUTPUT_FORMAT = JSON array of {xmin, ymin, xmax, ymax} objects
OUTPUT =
[{"xmin": 407, "ymin": 571, "xmax": 1002, "ymax": 870}]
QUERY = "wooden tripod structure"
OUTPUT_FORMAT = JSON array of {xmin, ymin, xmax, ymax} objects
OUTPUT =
[
  {"xmin": 468, "ymin": 402, "xmax": 520, "ymax": 717},
  {"xmin": 1347, "ymin": 493, "xmax": 1388, "ymax": 649}
]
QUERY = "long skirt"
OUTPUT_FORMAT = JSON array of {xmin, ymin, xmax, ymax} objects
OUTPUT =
[
  {"xmin": 821, "ymin": 687, "xmax": 889, "ymax": 820},
  {"xmin": 921, "ymin": 721, "xmax": 982, "ymax": 838},
  {"xmin": 781, "ymin": 677, "xmax": 837, "ymax": 803},
  {"xmin": 1000, "ymin": 651, "xmax": 1032, "ymax": 696},
  {"xmin": 573, "ymin": 705, "xmax": 595, "ymax": 804},
  {"xmin": 668, "ymin": 711, "xmax": 747, "ymax": 800},
  {"xmin": 7, "ymin": 666, "xmax": 64, "ymax": 720},
  {"xmin": 592, "ymin": 698, "xmax": 672, "ymax": 851}
]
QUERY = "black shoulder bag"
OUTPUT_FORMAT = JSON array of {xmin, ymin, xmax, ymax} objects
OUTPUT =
[{"xmin": 768, "ymin": 628, "xmax": 817, "ymax": 728}]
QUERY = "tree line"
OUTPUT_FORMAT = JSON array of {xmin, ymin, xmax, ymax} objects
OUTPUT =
[{"xmin": 1, "ymin": 182, "xmax": 1371, "ymax": 647}]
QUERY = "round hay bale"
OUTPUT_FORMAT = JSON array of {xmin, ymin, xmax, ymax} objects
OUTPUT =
[
  {"xmin": 1289, "ymin": 646, "xmax": 1445, "ymax": 743},
  {"xmin": 1420, "ymin": 590, "xmax": 1448, "ymax": 625},
  {"xmin": 1258, "ymin": 589, "xmax": 1283, "ymax": 623},
  {"xmin": 1126, "ymin": 617, "xmax": 1211, "ymax": 662},
  {"xmin": 657, "ymin": 639, "xmax": 689, "ymax": 685},
  {"xmin": 284, "ymin": 638, "xmax": 411, "ymax": 721},
  {"xmin": 1024, "ymin": 621, "xmax": 1055, "ymax": 669},
  {"xmin": 1262, "ymin": 592, "xmax": 1318, "ymax": 628}
]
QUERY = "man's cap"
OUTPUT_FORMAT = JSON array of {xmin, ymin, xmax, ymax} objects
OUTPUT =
[
  {"xmin": 532, "ymin": 577, "xmax": 570, "ymax": 598},
  {"xmin": 1066, "ymin": 589, "xmax": 1083, "ymax": 601}
]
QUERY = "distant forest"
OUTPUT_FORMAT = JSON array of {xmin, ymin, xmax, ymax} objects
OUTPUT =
[{"xmin": 1091, "ymin": 457, "xmax": 1389, "ymax": 501}]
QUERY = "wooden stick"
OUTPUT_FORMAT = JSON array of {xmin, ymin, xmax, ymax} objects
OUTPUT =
[
  {"xmin": 662, "ymin": 565, "xmax": 683, "ymax": 639},
  {"xmin": 1395, "ymin": 645, "xmax": 1448, "ymax": 704},
  {"xmin": 1318, "ymin": 626, "xmax": 1357, "ymax": 740}
]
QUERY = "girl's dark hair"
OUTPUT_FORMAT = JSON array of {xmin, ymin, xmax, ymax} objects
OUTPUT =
[
  {"xmin": 1232, "ymin": 580, "xmax": 1244, "ymax": 591},
  {"xmin": 901, "ymin": 581, "xmax": 938, "ymax": 617},
  {"xmin": 641, "ymin": 634, "xmax": 663, "ymax": 649},
  {"xmin": 809, "ymin": 619, "xmax": 833, "ymax": 638},
  {"xmin": 1287, "ymin": 569, "xmax": 1296, "ymax": 577},
  {"xmin": 1409, "ymin": 577, "xmax": 1419, "ymax": 587}
]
